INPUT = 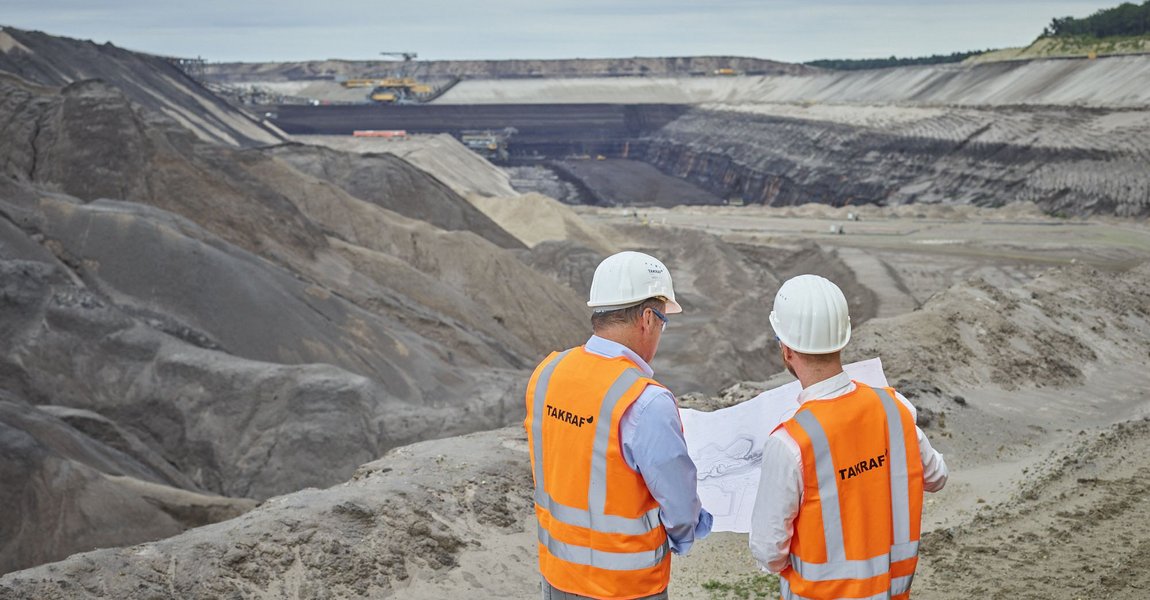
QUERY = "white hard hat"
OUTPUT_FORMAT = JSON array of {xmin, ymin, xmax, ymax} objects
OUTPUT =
[
  {"xmin": 769, "ymin": 274, "xmax": 851, "ymax": 354},
  {"xmin": 588, "ymin": 251, "xmax": 682, "ymax": 314}
]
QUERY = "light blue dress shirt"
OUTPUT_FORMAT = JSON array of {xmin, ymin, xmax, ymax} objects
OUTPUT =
[{"xmin": 583, "ymin": 335, "xmax": 713, "ymax": 555}]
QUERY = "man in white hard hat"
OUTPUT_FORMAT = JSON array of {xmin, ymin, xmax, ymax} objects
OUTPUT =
[
  {"xmin": 525, "ymin": 250, "xmax": 712, "ymax": 600},
  {"xmin": 749, "ymin": 274, "xmax": 947, "ymax": 600}
]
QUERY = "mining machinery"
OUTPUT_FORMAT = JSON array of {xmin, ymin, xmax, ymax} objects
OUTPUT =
[{"xmin": 339, "ymin": 51, "xmax": 434, "ymax": 103}]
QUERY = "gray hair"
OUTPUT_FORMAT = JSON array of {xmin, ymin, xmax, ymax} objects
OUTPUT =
[{"xmin": 590, "ymin": 297, "xmax": 666, "ymax": 331}]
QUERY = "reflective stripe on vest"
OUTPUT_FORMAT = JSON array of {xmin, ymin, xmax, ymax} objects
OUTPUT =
[
  {"xmin": 529, "ymin": 350, "xmax": 667, "ymax": 570},
  {"xmin": 787, "ymin": 387, "xmax": 917, "ymax": 583},
  {"xmin": 781, "ymin": 573, "xmax": 914, "ymax": 600},
  {"xmin": 538, "ymin": 527, "xmax": 668, "ymax": 572}
]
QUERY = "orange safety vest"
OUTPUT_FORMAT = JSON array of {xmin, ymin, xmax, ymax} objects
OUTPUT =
[
  {"xmin": 776, "ymin": 382, "xmax": 924, "ymax": 600},
  {"xmin": 524, "ymin": 347, "xmax": 671, "ymax": 600}
]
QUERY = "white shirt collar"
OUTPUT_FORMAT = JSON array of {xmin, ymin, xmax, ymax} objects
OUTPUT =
[
  {"xmin": 583, "ymin": 335, "xmax": 655, "ymax": 377},
  {"xmin": 797, "ymin": 370, "xmax": 855, "ymax": 404}
]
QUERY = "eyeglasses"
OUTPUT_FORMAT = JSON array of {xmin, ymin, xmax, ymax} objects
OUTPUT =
[{"xmin": 648, "ymin": 307, "xmax": 668, "ymax": 332}]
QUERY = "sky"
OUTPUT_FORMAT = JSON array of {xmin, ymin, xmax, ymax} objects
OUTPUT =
[{"xmin": 2, "ymin": 1, "xmax": 1122, "ymax": 63}]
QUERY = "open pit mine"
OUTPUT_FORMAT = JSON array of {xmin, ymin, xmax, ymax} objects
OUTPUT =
[{"xmin": 1, "ymin": 21, "xmax": 1149, "ymax": 600}]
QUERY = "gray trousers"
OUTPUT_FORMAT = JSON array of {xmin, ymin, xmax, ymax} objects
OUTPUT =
[{"xmin": 541, "ymin": 578, "xmax": 669, "ymax": 600}]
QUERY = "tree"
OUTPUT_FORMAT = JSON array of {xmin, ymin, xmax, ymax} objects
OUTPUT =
[{"xmin": 1041, "ymin": 1, "xmax": 1150, "ymax": 38}]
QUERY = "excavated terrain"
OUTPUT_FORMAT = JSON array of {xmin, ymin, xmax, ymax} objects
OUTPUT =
[
  {"xmin": 5, "ymin": 261, "xmax": 1148, "ymax": 599},
  {"xmin": 259, "ymin": 55, "xmax": 1150, "ymax": 217},
  {"xmin": 0, "ymin": 40, "xmax": 585, "ymax": 571},
  {"xmin": 204, "ymin": 56, "xmax": 814, "ymax": 83},
  {"xmin": 0, "ymin": 29, "xmax": 837, "ymax": 576},
  {"xmin": 0, "ymin": 26, "xmax": 280, "ymax": 147},
  {"xmin": 4, "ymin": 22, "xmax": 1150, "ymax": 600},
  {"xmin": 642, "ymin": 104, "xmax": 1150, "ymax": 216}
]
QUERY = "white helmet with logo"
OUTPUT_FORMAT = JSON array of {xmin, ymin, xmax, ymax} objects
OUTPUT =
[
  {"xmin": 769, "ymin": 274, "xmax": 851, "ymax": 354},
  {"xmin": 587, "ymin": 251, "xmax": 682, "ymax": 314}
]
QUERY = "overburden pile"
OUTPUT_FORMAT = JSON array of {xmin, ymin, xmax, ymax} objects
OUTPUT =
[
  {"xmin": 0, "ymin": 27, "xmax": 590, "ymax": 573},
  {"xmin": 0, "ymin": 26, "xmax": 835, "ymax": 579}
]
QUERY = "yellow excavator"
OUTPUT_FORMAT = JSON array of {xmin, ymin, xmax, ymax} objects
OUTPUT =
[{"xmin": 342, "ymin": 51, "xmax": 437, "ymax": 103}]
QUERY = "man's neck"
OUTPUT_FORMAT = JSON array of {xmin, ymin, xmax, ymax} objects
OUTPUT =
[
  {"xmin": 593, "ymin": 329, "xmax": 640, "ymax": 356},
  {"xmin": 595, "ymin": 325, "xmax": 659, "ymax": 365},
  {"xmin": 798, "ymin": 365, "xmax": 845, "ymax": 390}
]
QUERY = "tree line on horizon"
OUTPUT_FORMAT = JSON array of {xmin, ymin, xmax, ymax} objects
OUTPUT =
[
  {"xmin": 809, "ymin": 0, "xmax": 1149, "ymax": 71},
  {"xmin": 1042, "ymin": 0, "xmax": 1150, "ymax": 38},
  {"xmin": 804, "ymin": 50, "xmax": 986, "ymax": 71}
]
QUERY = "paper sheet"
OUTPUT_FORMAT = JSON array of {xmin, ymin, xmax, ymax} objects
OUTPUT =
[{"xmin": 680, "ymin": 357, "xmax": 889, "ymax": 533}]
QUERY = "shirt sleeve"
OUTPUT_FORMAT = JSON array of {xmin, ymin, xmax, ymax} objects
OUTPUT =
[
  {"xmin": 620, "ymin": 385, "xmax": 713, "ymax": 555},
  {"xmin": 895, "ymin": 391, "xmax": 949, "ymax": 492},
  {"xmin": 749, "ymin": 432, "xmax": 802, "ymax": 573}
]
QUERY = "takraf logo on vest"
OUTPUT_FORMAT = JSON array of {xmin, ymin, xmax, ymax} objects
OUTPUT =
[
  {"xmin": 838, "ymin": 452, "xmax": 886, "ymax": 480},
  {"xmin": 545, "ymin": 404, "xmax": 595, "ymax": 427}
]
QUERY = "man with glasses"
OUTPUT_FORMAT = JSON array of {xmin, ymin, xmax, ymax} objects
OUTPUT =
[{"xmin": 525, "ymin": 251, "xmax": 712, "ymax": 600}]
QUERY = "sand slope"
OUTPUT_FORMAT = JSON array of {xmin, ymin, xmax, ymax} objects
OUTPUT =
[
  {"xmin": 0, "ymin": 26, "xmax": 280, "ymax": 146},
  {"xmin": 7, "ymin": 256, "xmax": 1146, "ymax": 598},
  {"xmin": 438, "ymin": 55, "xmax": 1150, "ymax": 108}
]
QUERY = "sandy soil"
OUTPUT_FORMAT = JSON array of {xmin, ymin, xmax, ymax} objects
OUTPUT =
[
  {"xmin": 585, "ymin": 204, "xmax": 1150, "ymax": 599},
  {"xmin": 4, "ymin": 201, "xmax": 1149, "ymax": 599},
  {"xmin": 9, "ymin": 24, "xmax": 1150, "ymax": 598},
  {"xmin": 436, "ymin": 56, "xmax": 1150, "ymax": 107}
]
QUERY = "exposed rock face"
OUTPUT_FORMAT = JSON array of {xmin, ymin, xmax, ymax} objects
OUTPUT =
[
  {"xmin": 641, "ymin": 105, "xmax": 1150, "ymax": 216},
  {"xmin": 271, "ymin": 56, "xmax": 1150, "ymax": 217},
  {"xmin": 205, "ymin": 56, "xmax": 815, "ymax": 83},
  {"xmin": 422, "ymin": 56, "xmax": 1150, "ymax": 217},
  {"xmin": 0, "ymin": 26, "xmax": 281, "ymax": 146}
]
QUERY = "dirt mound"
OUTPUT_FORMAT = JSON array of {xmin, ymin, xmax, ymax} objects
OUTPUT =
[
  {"xmin": 517, "ymin": 240, "xmax": 606, "ymax": 296},
  {"xmin": 0, "ymin": 26, "xmax": 280, "ymax": 147},
  {"xmin": 596, "ymin": 226, "xmax": 875, "ymax": 394},
  {"xmin": 21, "ymin": 195, "xmax": 434, "ymax": 389},
  {"xmin": 0, "ymin": 75, "xmax": 587, "ymax": 368},
  {"xmin": 299, "ymin": 134, "xmax": 520, "ymax": 198},
  {"xmin": 467, "ymin": 192, "xmax": 617, "ymax": 253},
  {"xmin": 0, "ymin": 76, "xmax": 327, "ymax": 262},
  {"xmin": 4, "ymin": 259, "xmax": 1147, "ymax": 597},
  {"xmin": 0, "ymin": 391, "xmax": 255, "ymax": 574},
  {"xmin": 916, "ymin": 417, "xmax": 1150, "ymax": 599},
  {"xmin": 297, "ymin": 134, "xmax": 620, "ymax": 255},
  {"xmin": 0, "ymin": 254, "xmax": 532, "ymax": 571},
  {"xmin": 4, "ymin": 235, "xmax": 1145, "ymax": 593},
  {"xmin": 848, "ymin": 262, "xmax": 1150, "ymax": 393},
  {"xmin": 265, "ymin": 143, "xmax": 523, "ymax": 249},
  {"xmin": 553, "ymin": 159, "xmax": 724, "ymax": 207},
  {"xmin": 0, "ymin": 426, "xmax": 539, "ymax": 599},
  {"xmin": 0, "ymin": 39, "xmax": 591, "ymax": 575}
]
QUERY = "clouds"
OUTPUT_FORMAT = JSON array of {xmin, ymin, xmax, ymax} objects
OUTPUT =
[{"xmin": 2, "ymin": 1, "xmax": 1121, "ymax": 62}]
